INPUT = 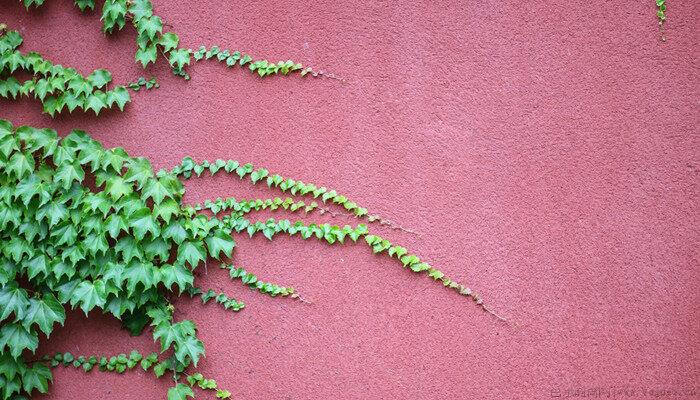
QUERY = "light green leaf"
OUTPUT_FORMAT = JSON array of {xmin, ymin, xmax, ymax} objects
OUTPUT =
[
  {"xmin": 142, "ymin": 175, "xmax": 179, "ymax": 205},
  {"xmin": 162, "ymin": 220, "xmax": 187, "ymax": 244},
  {"xmin": 129, "ymin": 207, "xmax": 161, "ymax": 240},
  {"xmin": 54, "ymin": 161, "xmax": 85, "ymax": 189},
  {"xmin": 137, "ymin": 15, "xmax": 163, "ymax": 40},
  {"xmin": 127, "ymin": 0, "xmax": 152, "ymax": 20},
  {"xmin": 168, "ymin": 48, "xmax": 191, "ymax": 69},
  {"xmin": 87, "ymin": 69, "xmax": 112, "ymax": 89},
  {"xmin": 124, "ymin": 260, "xmax": 156, "ymax": 294},
  {"xmin": 158, "ymin": 33, "xmax": 179, "ymax": 52},
  {"xmin": 7, "ymin": 152, "xmax": 34, "ymax": 179},
  {"xmin": 159, "ymin": 264, "xmax": 193, "ymax": 294},
  {"xmin": 168, "ymin": 383, "xmax": 194, "ymax": 400},
  {"xmin": 135, "ymin": 44, "xmax": 157, "ymax": 68},
  {"xmin": 105, "ymin": 214, "xmax": 129, "ymax": 239},
  {"xmin": 174, "ymin": 335, "xmax": 205, "ymax": 367},
  {"xmin": 105, "ymin": 176, "xmax": 133, "ymax": 200},
  {"xmin": 153, "ymin": 320, "xmax": 195, "ymax": 352},
  {"xmin": 107, "ymin": 86, "xmax": 130, "ymax": 111},
  {"xmin": 177, "ymin": 241, "xmax": 206, "ymax": 269},
  {"xmin": 124, "ymin": 157, "xmax": 154, "ymax": 189},
  {"xmin": 205, "ymin": 230, "xmax": 235, "ymax": 260}
]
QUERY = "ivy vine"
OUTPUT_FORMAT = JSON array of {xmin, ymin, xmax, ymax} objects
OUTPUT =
[
  {"xmin": 1, "ymin": 0, "xmax": 317, "ymax": 117},
  {"xmin": 655, "ymin": 0, "xmax": 668, "ymax": 41},
  {"xmin": 0, "ymin": 1, "xmax": 561, "ymax": 399},
  {"xmin": 0, "ymin": 118, "xmax": 499, "ymax": 399},
  {"xmin": 0, "ymin": 1, "xmax": 672, "ymax": 399}
]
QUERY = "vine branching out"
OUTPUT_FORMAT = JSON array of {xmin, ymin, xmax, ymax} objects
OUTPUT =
[
  {"xmin": 0, "ymin": 119, "xmax": 493, "ymax": 399},
  {"xmin": 0, "ymin": 2, "xmax": 499, "ymax": 397},
  {"xmin": 1, "ymin": 0, "xmax": 316, "ymax": 117},
  {"xmin": 37, "ymin": 0, "xmax": 691, "ymax": 398}
]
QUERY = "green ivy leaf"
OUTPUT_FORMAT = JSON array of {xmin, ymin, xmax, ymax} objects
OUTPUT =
[
  {"xmin": 128, "ymin": 0, "xmax": 152, "ymax": 20},
  {"xmin": 83, "ymin": 232, "xmax": 110, "ymax": 256},
  {"xmin": 174, "ymin": 335, "xmax": 205, "ymax": 367},
  {"xmin": 144, "ymin": 237, "xmax": 171, "ymax": 261},
  {"xmin": 428, "ymin": 269, "xmax": 444, "ymax": 280},
  {"xmin": 7, "ymin": 152, "xmax": 35, "ymax": 180},
  {"xmin": 153, "ymin": 320, "xmax": 195, "ymax": 352},
  {"xmin": 0, "ymin": 353, "xmax": 24, "ymax": 381},
  {"xmin": 177, "ymin": 241, "xmax": 206, "ymax": 269},
  {"xmin": 162, "ymin": 220, "xmax": 187, "ymax": 245},
  {"xmin": 62, "ymin": 92, "xmax": 84, "ymax": 113},
  {"xmin": 158, "ymin": 33, "xmax": 179, "ymax": 52},
  {"xmin": 87, "ymin": 69, "xmax": 112, "ymax": 89},
  {"xmin": 22, "ymin": 293, "xmax": 65, "ymax": 337},
  {"xmin": 129, "ymin": 207, "xmax": 161, "ymax": 240},
  {"xmin": 105, "ymin": 214, "xmax": 129, "ymax": 239},
  {"xmin": 137, "ymin": 15, "xmax": 163, "ymax": 40},
  {"xmin": 168, "ymin": 383, "xmax": 194, "ymax": 400},
  {"xmin": 124, "ymin": 157, "xmax": 154, "ymax": 189},
  {"xmin": 85, "ymin": 92, "xmax": 108, "ymax": 117},
  {"xmin": 152, "ymin": 361, "xmax": 167, "ymax": 377},
  {"xmin": 160, "ymin": 264, "xmax": 194, "ymax": 294},
  {"xmin": 21, "ymin": 363, "xmax": 52, "ymax": 395},
  {"xmin": 142, "ymin": 175, "xmax": 178, "ymax": 205},
  {"xmin": 124, "ymin": 260, "xmax": 156, "ymax": 294},
  {"xmin": 0, "ymin": 284, "xmax": 29, "ymax": 323},
  {"xmin": 205, "ymin": 230, "xmax": 235, "ymax": 260},
  {"xmin": 101, "ymin": 0, "xmax": 127, "ymax": 33},
  {"xmin": 135, "ymin": 44, "xmax": 157, "ymax": 68},
  {"xmin": 100, "ymin": 147, "xmax": 129, "ymax": 172},
  {"xmin": 107, "ymin": 86, "xmax": 130, "ymax": 111},
  {"xmin": 70, "ymin": 280, "xmax": 107, "ymax": 315},
  {"xmin": 0, "ymin": 323, "xmax": 38, "ymax": 358},
  {"xmin": 154, "ymin": 198, "xmax": 180, "ymax": 223},
  {"xmin": 168, "ymin": 48, "xmax": 191, "ymax": 69},
  {"xmin": 105, "ymin": 176, "xmax": 133, "ymax": 200},
  {"xmin": 74, "ymin": 0, "xmax": 95, "ymax": 11}
]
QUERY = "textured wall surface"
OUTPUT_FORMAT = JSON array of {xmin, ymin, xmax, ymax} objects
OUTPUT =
[{"xmin": 1, "ymin": 1, "xmax": 698, "ymax": 399}]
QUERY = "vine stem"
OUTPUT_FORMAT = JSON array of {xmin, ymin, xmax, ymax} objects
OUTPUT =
[
  {"xmin": 316, "ymin": 206, "xmax": 418, "ymax": 236},
  {"xmin": 290, "ymin": 293, "xmax": 313, "ymax": 304},
  {"xmin": 314, "ymin": 70, "xmax": 347, "ymax": 83},
  {"xmin": 480, "ymin": 303, "xmax": 508, "ymax": 323}
]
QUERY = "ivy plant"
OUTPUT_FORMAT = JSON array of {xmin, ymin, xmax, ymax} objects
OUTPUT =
[
  {"xmin": 0, "ymin": 119, "xmax": 499, "ymax": 399},
  {"xmin": 0, "ymin": 1, "xmax": 507, "ymax": 399},
  {"xmin": 1, "ymin": 0, "xmax": 316, "ymax": 117},
  {"xmin": 655, "ymin": 0, "xmax": 668, "ymax": 41}
]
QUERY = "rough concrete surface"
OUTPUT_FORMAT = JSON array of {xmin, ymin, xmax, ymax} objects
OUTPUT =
[{"xmin": 1, "ymin": 1, "xmax": 698, "ymax": 399}]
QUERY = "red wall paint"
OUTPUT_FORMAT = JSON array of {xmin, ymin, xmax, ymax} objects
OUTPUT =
[{"xmin": 2, "ymin": 1, "xmax": 698, "ymax": 399}]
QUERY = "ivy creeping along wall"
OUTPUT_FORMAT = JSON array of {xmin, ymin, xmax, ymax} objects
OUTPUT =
[
  {"xmin": 0, "ymin": 1, "xmax": 499, "ymax": 396},
  {"xmin": 0, "ymin": 1, "xmax": 671, "ymax": 399}
]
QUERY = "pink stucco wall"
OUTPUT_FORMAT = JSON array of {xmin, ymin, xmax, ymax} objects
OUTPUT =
[{"xmin": 2, "ymin": 1, "xmax": 698, "ymax": 399}]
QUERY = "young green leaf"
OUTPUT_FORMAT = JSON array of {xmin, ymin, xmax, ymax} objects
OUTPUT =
[{"xmin": 168, "ymin": 383, "xmax": 194, "ymax": 400}]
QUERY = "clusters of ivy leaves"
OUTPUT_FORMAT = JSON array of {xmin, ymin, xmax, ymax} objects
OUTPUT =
[
  {"xmin": 656, "ymin": 0, "xmax": 667, "ymax": 25},
  {"xmin": 18, "ymin": 350, "xmax": 231, "ymax": 398},
  {"xmin": 0, "ymin": 1, "xmax": 500, "ymax": 399},
  {"xmin": 0, "ymin": 28, "xmax": 131, "ymax": 116},
  {"xmin": 0, "ymin": 117, "xmax": 486, "ymax": 400},
  {"xmin": 1, "ymin": 0, "xmax": 315, "ymax": 118}
]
